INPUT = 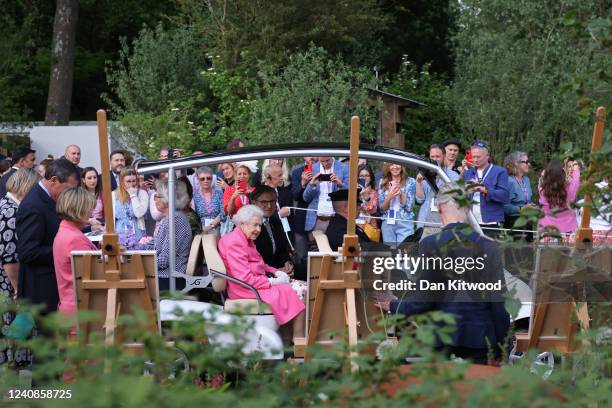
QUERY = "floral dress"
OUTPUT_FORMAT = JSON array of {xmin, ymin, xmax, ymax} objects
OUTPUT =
[
  {"xmin": 115, "ymin": 199, "xmax": 144, "ymax": 249},
  {"xmin": 0, "ymin": 195, "xmax": 32, "ymax": 367},
  {"xmin": 193, "ymin": 188, "xmax": 225, "ymax": 229},
  {"xmin": 378, "ymin": 178, "xmax": 417, "ymax": 243}
]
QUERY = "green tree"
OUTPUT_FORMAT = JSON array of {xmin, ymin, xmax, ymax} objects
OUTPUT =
[
  {"xmin": 236, "ymin": 46, "xmax": 378, "ymax": 146},
  {"xmin": 106, "ymin": 25, "xmax": 223, "ymax": 157},
  {"xmin": 173, "ymin": 0, "xmax": 386, "ymax": 71},
  {"xmin": 386, "ymin": 57, "xmax": 458, "ymax": 154},
  {"xmin": 451, "ymin": 0, "xmax": 609, "ymax": 166}
]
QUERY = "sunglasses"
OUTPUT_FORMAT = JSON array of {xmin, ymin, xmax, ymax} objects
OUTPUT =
[
  {"xmin": 472, "ymin": 141, "xmax": 488, "ymax": 149},
  {"xmin": 199, "ymin": 176, "xmax": 213, "ymax": 181},
  {"xmin": 520, "ymin": 160, "xmax": 530, "ymax": 164}
]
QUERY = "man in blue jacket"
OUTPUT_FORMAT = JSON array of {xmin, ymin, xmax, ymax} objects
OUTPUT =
[
  {"xmin": 463, "ymin": 140, "xmax": 509, "ymax": 238},
  {"xmin": 302, "ymin": 156, "xmax": 349, "ymax": 236},
  {"xmin": 290, "ymin": 157, "xmax": 318, "ymax": 263},
  {"xmin": 376, "ymin": 182, "xmax": 510, "ymax": 364}
]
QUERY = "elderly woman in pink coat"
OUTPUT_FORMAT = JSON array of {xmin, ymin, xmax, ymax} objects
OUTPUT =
[{"xmin": 218, "ymin": 205, "xmax": 305, "ymax": 338}]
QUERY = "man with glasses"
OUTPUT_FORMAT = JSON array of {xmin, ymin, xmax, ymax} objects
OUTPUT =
[
  {"xmin": 463, "ymin": 140, "xmax": 509, "ymax": 238},
  {"xmin": 250, "ymin": 185, "xmax": 297, "ymax": 277}
]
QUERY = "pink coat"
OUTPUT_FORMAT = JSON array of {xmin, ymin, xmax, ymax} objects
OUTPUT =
[
  {"xmin": 53, "ymin": 220, "xmax": 97, "ymax": 315},
  {"xmin": 539, "ymin": 168, "xmax": 580, "ymax": 233},
  {"xmin": 218, "ymin": 227, "xmax": 305, "ymax": 325}
]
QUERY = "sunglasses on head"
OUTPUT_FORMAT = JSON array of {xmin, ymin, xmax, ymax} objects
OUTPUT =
[{"xmin": 472, "ymin": 141, "xmax": 488, "ymax": 149}]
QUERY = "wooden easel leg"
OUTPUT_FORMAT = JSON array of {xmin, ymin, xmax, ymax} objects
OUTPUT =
[
  {"xmin": 105, "ymin": 288, "xmax": 118, "ymax": 345},
  {"xmin": 303, "ymin": 256, "xmax": 332, "ymax": 361},
  {"xmin": 345, "ymin": 288, "xmax": 359, "ymax": 372}
]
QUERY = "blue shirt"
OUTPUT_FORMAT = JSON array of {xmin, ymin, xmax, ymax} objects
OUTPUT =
[{"xmin": 504, "ymin": 175, "xmax": 532, "ymax": 217}]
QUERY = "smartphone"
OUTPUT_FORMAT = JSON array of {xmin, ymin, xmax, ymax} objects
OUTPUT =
[
  {"xmin": 465, "ymin": 149, "xmax": 473, "ymax": 167},
  {"xmin": 319, "ymin": 173, "xmax": 332, "ymax": 182},
  {"xmin": 358, "ymin": 178, "xmax": 366, "ymax": 188},
  {"xmin": 304, "ymin": 163, "xmax": 312, "ymax": 173},
  {"xmin": 238, "ymin": 179, "xmax": 247, "ymax": 191}
]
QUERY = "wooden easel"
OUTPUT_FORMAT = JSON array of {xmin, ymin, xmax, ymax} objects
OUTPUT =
[
  {"xmin": 72, "ymin": 110, "xmax": 159, "ymax": 346},
  {"xmin": 295, "ymin": 117, "xmax": 381, "ymax": 369},
  {"xmin": 516, "ymin": 107, "xmax": 607, "ymax": 354}
]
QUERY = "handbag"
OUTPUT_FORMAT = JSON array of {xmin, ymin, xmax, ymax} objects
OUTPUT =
[{"xmin": 363, "ymin": 222, "xmax": 381, "ymax": 242}]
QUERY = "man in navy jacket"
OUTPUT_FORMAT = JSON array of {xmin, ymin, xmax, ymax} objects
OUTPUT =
[
  {"xmin": 17, "ymin": 158, "xmax": 79, "ymax": 315},
  {"xmin": 376, "ymin": 182, "xmax": 510, "ymax": 363},
  {"xmin": 463, "ymin": 140, "xmax": 509, "ymax": 238}
]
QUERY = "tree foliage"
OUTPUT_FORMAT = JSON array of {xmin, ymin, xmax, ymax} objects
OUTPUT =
[
  {"xmin": 105, "ymin": 25, "xmax": 224, "ymax": 157},
  {"xmin": 451, "ymin": 0, "xmax": 610, "ymax": 165},
  {"xmin": 237, "ymin": 46, "xmax": 378, "ymax": 145},
  {"xmin": 173, "ymin": 0, "xmax": 386, "ymax": 72},
  {"xmin": 386, "ymin": 58, "xmax": 458, "ymax": 154}
]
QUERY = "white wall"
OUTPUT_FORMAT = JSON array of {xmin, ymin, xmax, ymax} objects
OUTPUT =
[{"xmin": 28, "ymin": 126, "xmax": 103, "ymax": 170}]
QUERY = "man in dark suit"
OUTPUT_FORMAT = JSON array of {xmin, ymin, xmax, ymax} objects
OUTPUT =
[
  {"xmin": 376, "ymin": 182, "xmax": 510, "ymax": 364},
  {"xmin": 17, "ymin": 158, "xmax": 79, "ymax": 314},
  {"xmin": 325, "ymin": 188, "xmax": 370, "ymax": 251},
  {"xmin": 250, "ymin": 185, "xmax": 302, "ymax": 277},
  {"xmin": 0, "ymin": 147, "xmax": 36, "ymax": 197},
  {"xmin": 109, "ymin": 150, "xmax": 126, "ymax": 191}
]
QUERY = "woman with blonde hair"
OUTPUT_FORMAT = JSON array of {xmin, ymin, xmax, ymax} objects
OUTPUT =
[
  {"xmin": 0, "ymin": 168, "xmax": 39, "ymax": 367},
  {"xmin": 0, "ymin": 169, "xmax": 39, "ymax": 294},
  {"xmin": 378, "ymin": 163, "xmax": 416, "ymax": 243},
  {"xmin": 53, "ymin": 187, "xmax": 97, "ymax": 315},
  {"xmin": 112, "ymin": 168, "xmax": 149, "ymax": 248}
]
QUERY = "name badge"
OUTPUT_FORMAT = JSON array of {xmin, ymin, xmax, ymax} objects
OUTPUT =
[
  {"xmin": 280, "ymin": 216, "xmax": 291, "ymax": 232},
  {"xmin": 387, "ymin": 209, "xmax": 396, "ymax": 225},
  {"xmin": 430, "ymin": 197, "xmax": 438, "ymax": 212},
  {"xmin": 204, "ymin": 218, "xmax": 214, "ymax": 227},
  {"xmin": 356, "ymin": 217, "xmax": 366, "ymax": 225},
  {"xmin": 317, "ymin": 194, "xmax": 334, "ymax": 216}
]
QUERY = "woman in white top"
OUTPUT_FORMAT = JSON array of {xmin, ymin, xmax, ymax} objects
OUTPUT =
[{"xmin": 112, "ymin": 168, "xmax": 149, "ymax": 248}]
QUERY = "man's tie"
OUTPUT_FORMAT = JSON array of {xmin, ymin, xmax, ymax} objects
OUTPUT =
[{"xmin": 264, "ymin": 218, "xmax": 276, "ymax": 254}]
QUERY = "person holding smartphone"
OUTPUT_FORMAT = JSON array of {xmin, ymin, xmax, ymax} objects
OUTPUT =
[
  {"xmin": 357, "ymin": 164, "xmax": 379, "ymax": 227},
  {"xmin": 302, "ymin": 156, "xmax": 349, "ymax": 235},
  {"xmin": 290, "ymin": 157, "xmax": 318, "ymax": 263},
  {"xmin": 378, "ymin": 163, "xmax": 416, "ymax": 243},
  {"xmin": 223, "ymin": 163, "xmax": 255, "ymax": 216}
]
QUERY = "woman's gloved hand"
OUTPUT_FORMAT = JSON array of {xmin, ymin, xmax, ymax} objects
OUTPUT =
[{"xmin": 268, "ymin": 270, "xmax": 291, "ymax": 285}]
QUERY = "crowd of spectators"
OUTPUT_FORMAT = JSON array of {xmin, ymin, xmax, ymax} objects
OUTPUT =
[{"xmin": 0, "ymin": 136, "xmax": 608, "ymax": 368}]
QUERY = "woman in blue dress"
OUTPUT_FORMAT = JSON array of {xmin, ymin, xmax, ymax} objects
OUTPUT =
[{"xmin": 192, "ymin": 166, "xmax": 224, "ymax": 235}]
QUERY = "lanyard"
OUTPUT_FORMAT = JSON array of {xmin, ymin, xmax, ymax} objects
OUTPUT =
[
  {"xmin": 516, "ymin": 177, "xmax": 528, "ymax": 201},
  {"xmin": 477, "ymin": 165, "xmax": 493, "ymax": 184}
]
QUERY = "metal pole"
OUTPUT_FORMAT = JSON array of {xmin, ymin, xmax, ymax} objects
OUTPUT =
[{"xmin": 168, "ymin": 166, "xmax": 176, "ymax": 292}]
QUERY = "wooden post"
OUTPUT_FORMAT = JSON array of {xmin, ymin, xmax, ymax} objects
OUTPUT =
[
  {"xmin": 95, "ymin": 110, "xmax": 124, "ymax": 345},
  {"xmin": 298, "ymin": 116, "xmax": 367, "ymax": 371},
  {"xmin": 575, "ymin": 106, "xmax": 606, "ymax": 248}
]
